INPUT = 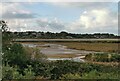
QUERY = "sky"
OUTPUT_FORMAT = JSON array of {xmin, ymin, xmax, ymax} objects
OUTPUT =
[{"xmin": 0, "ymin": 1, "xmax": 118, "ymax": 34}]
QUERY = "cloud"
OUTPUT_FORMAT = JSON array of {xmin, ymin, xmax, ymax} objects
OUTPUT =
[
  {"xmin": 51, "ymin": 2, "xmax": 111, "ymax": 9},
  {"xmin": 5, "ymin": 17, "xmax": 65, "ymax": 32},
  {"xmin": 36, "ymin": 17, "xmax": 65, "ymax": 32},
  {"xmin": 66, "ymin": 9, "xmax": 118, "ymax": 34},
  {"xmin": 6, "ymin": 19, "xmax": 33, "ymax": 31},
  {"xmin": 1, "ymin": 3, "xmax": 36, "ymax": 19},
  {"xmin": 48, "ymin": 2, "xmax": 118, "ymax": 17},
  {"xmin": 2, "ymin": 12, "xmax": 36, "ymax": 19}
]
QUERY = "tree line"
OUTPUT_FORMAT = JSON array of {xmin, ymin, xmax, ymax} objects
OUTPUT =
[{"xmin": 7, "ymin": 31, "xmax": 119, "ymax": 39}]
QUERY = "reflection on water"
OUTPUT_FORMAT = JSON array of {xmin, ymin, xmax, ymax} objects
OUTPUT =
[
  {"xmin": 22, "ymin": 43, "xmax": 100, "ymax": 62},
  {"xmin": 48, "ymin": 57, "xmax": 85, "ymax": 62}
]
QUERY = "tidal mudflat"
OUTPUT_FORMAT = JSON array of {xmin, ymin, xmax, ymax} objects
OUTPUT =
[{"xmin": 22, "ymin": 43, "xmax": 103, "ymax": 62}]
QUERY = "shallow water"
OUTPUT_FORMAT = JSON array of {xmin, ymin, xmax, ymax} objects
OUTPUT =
[
  {"xmin": 47, "ymin": 57, "xmax": 85, "ymax": 62},
  {"xmin": 22, "ymin": 43, "xmax": 100, "ymax": 62},
  {"xmin": 40, "ymin": 44, "xmax": 97, "ymax": 55}
]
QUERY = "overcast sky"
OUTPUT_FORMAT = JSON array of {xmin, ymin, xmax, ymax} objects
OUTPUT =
[{"xmin": 0, "ymin": 1, "xmax": 118, "ymax": 34}]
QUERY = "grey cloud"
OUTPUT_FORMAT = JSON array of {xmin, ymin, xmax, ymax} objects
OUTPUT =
[
  {"xmin": 36, "ymin": 18, "xmax": 65, "ymax": 31},
  {"xmin": 48, "ymin": 22, "xmax": 65, "ymax": 30},
  {"xmin": 2, "ymin": 12, "xmax": 36, "ymax": 19},
  {"xmin": 1, "ymin": 3, "xmax": 36, "ymax": 19}
]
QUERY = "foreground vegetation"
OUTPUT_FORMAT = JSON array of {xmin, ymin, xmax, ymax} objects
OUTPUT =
[
  {"xmin": 2, "ymin": 43, "xmax": 120, "ymax": 80},
  {"xmin": 2, "ymin": 57, "xmax": 120, "ymax": 80}
]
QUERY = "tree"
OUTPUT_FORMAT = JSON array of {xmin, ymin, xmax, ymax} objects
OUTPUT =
[
  {"xmin": 0, "ymin": 20, "xmax": 12, "ymax": 45},
  {"xmin": 0, "ymin": 20, "xmax": 8, "ymax": 32}
]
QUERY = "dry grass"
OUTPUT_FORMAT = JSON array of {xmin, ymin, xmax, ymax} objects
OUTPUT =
[
  {"xmin": 52, "ymin": 42, "xmax": 119, "ymax": 53},
  {"xmin": 21, "ymin": 42, "xmax": 47, "ymax": 44}
]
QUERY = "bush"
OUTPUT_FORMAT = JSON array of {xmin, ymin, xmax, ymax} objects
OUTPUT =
[
  {"xmin": 81, "ymin": 70, "xmax": 119, "ymax": 79},
  {"xmin": 24, "ymin": 47, "xmax": 47, "ymax": 62},
  {"xmin": 3, "ymin": 43, "xmax": 29, "ymax": 68},
  {"xmin": 2, "ymin": 64, "xmax": 35, "ymax": 80},
  {"xmin": 60, "ymin": 73, "xmax": 81, "ymax": 79}
]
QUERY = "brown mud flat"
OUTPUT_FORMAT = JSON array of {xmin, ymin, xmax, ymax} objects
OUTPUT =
[{"xmin": 46, "ymin": 54, "xmax": 85, "ymax": 58}]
